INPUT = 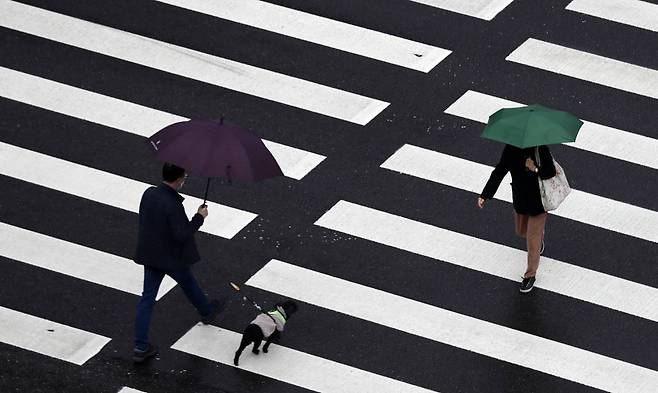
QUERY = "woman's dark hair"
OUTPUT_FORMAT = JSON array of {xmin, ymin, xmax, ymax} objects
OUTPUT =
[{"xmin": 162, "ymin": 163, "xmax": 186, "ymax": 182}]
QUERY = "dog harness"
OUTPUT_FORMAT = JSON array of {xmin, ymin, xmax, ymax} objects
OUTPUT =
[{"xmin": 251, "ymin": 309, "xmax": 286, "ymax": 338}]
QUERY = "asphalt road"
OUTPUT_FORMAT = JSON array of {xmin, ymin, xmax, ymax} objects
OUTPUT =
[{"xmin": 1, "ymin": 0, "xmax": 657, "ymax": 392}]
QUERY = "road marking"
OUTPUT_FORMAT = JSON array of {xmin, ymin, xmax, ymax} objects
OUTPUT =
[
  {"xmin": 0, "ymin": 222, "xmax": 175, "ymax": 300},
  {"xmin": 507, "ymin": 38, "xmax": 658, "ymax": 100},
  {"xmin": 408, "ymin": 0, "xmax": 515, "ymax": 20},
  {"xmin": 0, "ymin": 67, "xmax": 325, "ymax": 180},
  {"xmin": 0, "ymin": 142, "xmax": 257, "ymax": 239},
  {"xmin": 315, "ymin": 200, "xmax": 658, "ymax": 322},
  {"xmin": 0, "ymin": 306, "xmax": 110, "ymax": 365},
  {"xmin": 172, "ymin": 324, "xmax": 437, "ymax": 393},
  {"xmin": 381, "ymin": 144, "xmax": 658, "ymax": 243},
  {"xmin": 0, "ymin": 0, "xmax": 389, "ymax": 125},
  {"xmin": 247, "ymin": 259, "xmax": 658, "ymax": 393},
  {"xmin": 155, "ymin": 0, "xmax": 450, "ymax": 73},
  {"xmin": 444, "ymin": 90, "xmax": 658, "ymax": 170},
  {"xmin": 566, "ymin": 0, "xmax": 658, "ymax": 33},
  {"xmin": 118, "ymin": 388, "xmax": 146, "ymax": 393}
]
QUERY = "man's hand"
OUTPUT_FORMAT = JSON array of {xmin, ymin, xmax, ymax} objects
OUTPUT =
[
  {"xmin": 477, "ymin": 197, "xmax": 486, "ymax": 209},
  {"xmin": 197, "ymin": 205, "xmax": 209, "ymax": 218}
]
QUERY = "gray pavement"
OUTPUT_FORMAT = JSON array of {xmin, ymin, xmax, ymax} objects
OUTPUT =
[{"xmin": 1, "ymin": 0, "xmax": 657, "ymax": 392}]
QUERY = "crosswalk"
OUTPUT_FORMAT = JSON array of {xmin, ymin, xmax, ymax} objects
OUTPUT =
[
  {"xmin": 1, "ymin": 0, "xmax": 657, "ymax": 392},
  {"xmin": 381, "ymin": 144, "xmax": 658, "ymax": 243},
  {"xmin": 246, "ymin": 260, "xmax": 658, "ymax": 393},
  {"xmin": 0, "ymin": 66, "xmax": 326, "ymax": 180},
  {"xmin": 0, "ymin": 306, "xmax": 110, "ymax": 365},
  {"xmin": 0, "ymin": 222, "xmax": 176, "ymax": 300},
  {"xmin": 118, "ymin": 388, "xmax": 146, "ymax": 393},
  {"xmin": 0, "ymin": 142, "xmax": 257, "ymax": 239},
  {"xmin": 0, "ymin": 0, "xmax": 389, "ymax": 125},
  {"xmin": 408, "ymin": 0, "xmax": 515, "ymax": 20},
  {"xmin": 314, "ymin": 200, "xmax": 658, "ymax": 322},
  {"xmin": 566, "ymin": 0, "xmax": 658, "ymax": 33},
  {"xmin": 172, "ymin": 324, "xmax": 438, "ymax": 393},
  {"xmin": 154, "ymin": 0, "xmax": 452, "ymax": 72},
  {"xmin": 444, "ymin": 90, "xmax": 658, "ymax": 170},
  {"xmin": 506, "ymin": 38, "xmax": 658, "ymax": 100}
]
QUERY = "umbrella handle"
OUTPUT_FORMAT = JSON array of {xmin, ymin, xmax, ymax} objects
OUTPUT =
[{"xmin": 202, "ymin": 178, "xmax": 211, "ymax": 206}]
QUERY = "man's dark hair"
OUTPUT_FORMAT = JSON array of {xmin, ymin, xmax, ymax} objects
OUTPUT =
[{"xmin": 162, "ymin": 163, "xmax": 186, "ymax": 182}]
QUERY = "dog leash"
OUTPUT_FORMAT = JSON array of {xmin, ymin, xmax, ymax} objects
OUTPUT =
[{"xmin": 230, "ymin": 282, "xmax": 281, "ymax": 324}]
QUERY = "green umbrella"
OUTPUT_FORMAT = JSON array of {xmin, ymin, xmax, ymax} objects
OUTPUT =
[{"xmin": 481, "ymin": 104, "xmax": 583, "ymax": 148}]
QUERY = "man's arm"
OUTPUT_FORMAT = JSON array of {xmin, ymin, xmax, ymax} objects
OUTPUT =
[{"xmin": 168, "ymin": 204, "xmax": 206, "ymax": 242}]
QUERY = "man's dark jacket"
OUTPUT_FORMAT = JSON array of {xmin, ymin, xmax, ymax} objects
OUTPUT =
[
  {"xmin": 134, "ymin": 184, "xmax": 204, "ymax": 270},
  {"xmin": 480, "ymin": 145, "xmax": 556, "ymax": 216}
]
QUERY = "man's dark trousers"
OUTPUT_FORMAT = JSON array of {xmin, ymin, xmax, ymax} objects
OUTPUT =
[{"xmin": 135, "ymin": 265, "xmax": 212, "ymax": 351}]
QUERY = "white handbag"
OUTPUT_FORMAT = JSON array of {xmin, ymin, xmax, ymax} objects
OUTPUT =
[{"xmin": 535, "ymin": 148, "xmax": 571, "ymax": 211}]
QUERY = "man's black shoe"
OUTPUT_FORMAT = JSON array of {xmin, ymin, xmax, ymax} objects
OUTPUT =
[
  {"xmin": 201, "ymin": 299, "xmax": 221, "ymax": 325},
  {"xmin": 133, "ymin": 344, "xmax": 158, "ymax": 363},
  {"xmin": 520, "ymin": 276, "xmax": 536, "ymax": 293}
]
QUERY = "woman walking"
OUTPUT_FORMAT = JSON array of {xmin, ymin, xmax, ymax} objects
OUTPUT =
[{"xmin": 477, "ymin": 144, "xmax": 556, "ymax": 293}]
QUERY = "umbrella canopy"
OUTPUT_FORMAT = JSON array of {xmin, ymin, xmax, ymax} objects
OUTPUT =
[
  {"xmin": 481, "ymin": 104, "xmax": 583, "ymax": 148},
  {"xmin": 148, "ymin": 119, "xmax": 283, "ymax": 182}
]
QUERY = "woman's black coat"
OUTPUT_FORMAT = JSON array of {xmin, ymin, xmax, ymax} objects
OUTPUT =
[
  {"xmin": 480, "ymin": 145, "xmax": 556, "ymax": 216},
  {"xmin": 134, "ymin": 184, "xmax": 204, "ymax": 270}
]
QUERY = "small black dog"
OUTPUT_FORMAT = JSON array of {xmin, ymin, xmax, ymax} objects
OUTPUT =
[{"xmin": 233, "ymin": 300, "xmax": 297, "ymax": 366}]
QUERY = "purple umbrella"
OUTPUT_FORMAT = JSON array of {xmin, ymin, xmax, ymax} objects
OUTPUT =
[{"xmin": 147, "ymin": 119, "xmax": 283, "ymax": 204}]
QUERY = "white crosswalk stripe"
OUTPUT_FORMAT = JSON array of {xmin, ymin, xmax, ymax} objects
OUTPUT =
[
  {"xmin": 0, "ymin": 0, "xmax": 389, "ymax": 125},
  {"xmin": 246, "ymin": 259, "xmax": 658, "ymax": 393},
  {"xmin": 0, "ymin": 222, "xmax": 176, "ymax": 300},
  {"xmin": 155, "ymin": 0, "xmax": 451, "ymax": 73},
  {"xmin": 314, "ymin": 200, "xmax": 658, "ymax": 322},
  {"xmin": 0, "ymin": 142, "xmax": 257, "ymax": 239},
  {"xmin": 444, "ymin": 90, "xmax": 658, "ymax": 170},
  {"xmin": 382, "ymin": 144, "xmax": 658, "ymax": 243},
  {"xmin": 172, "ymin": 324, "xmax": 438, "ymax": 393},
  {"xmin": 0, "ymin": 306, "xmax": 111, "ymax": 365},
  {"xmin": 566, "ymin": 0, "xmax": 658, "ymax": 33},
  {"xmin": 408, "ymin": 0, "xmax": 515, "ymax": 20},
  {"xmin": 118, "ymin": 388, "xmax": 146, "ymax": 393},
  {"xmin": 0, "ymin": 66, "xmax": 326, "ymax": 180},
  {"xmin": 507, "ymin": 38, "xmax": 658, "ymax": 100},
  {"xmin": 1, "ymin": 0, "xmax": 657, "ymax": 390}
]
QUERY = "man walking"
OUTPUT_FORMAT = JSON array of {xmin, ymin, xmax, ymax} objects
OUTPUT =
[{"xmin": 133, "ymin": 163, "xmax": 219, "ymax": 363}]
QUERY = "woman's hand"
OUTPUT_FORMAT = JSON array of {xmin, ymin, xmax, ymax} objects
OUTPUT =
[
  {"xmin": 525, "ymin": 157, "xmax": 537, "ymax": 172},
  {"xmin": 477, "ymin": 197, "xmax": 486, "ymax": 209}
]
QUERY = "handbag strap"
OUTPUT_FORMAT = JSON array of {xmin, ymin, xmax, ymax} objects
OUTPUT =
[{"xmin": 534, "ymin": 147, "xmax": 541, "ymax": 166}]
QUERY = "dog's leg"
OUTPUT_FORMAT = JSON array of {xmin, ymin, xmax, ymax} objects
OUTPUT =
[
  {"xmin": 234, "ymin": 329, "xmax": 255, "ymax": 366},
  {"xmin": 263, "ymin": 330, "xmax": 280, "ymax": 353},
  {"xmin": 251, "ymin": 336, "xmax": 263, "ymax": 355}
]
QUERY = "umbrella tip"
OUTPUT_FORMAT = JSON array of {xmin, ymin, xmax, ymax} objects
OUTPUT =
[{"xmin": 230, "ymin": 282, "xmax": 240, "ymax": 291}]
